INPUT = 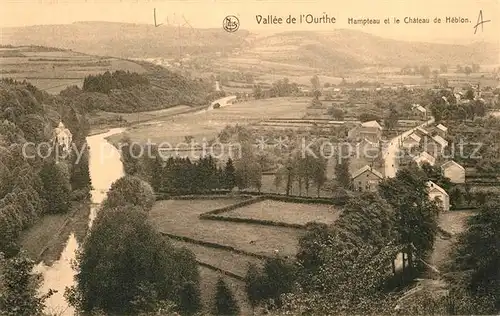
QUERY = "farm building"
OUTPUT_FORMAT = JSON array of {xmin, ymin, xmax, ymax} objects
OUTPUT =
[
  {"xmin": 414, "ymin": 126, "xmax": 430, "ymax": 140},
  {"xmin": 402, "ymin": 133, "xmax": 421, "ymax": 149},
  {"xmin": 426, "ymin": 181, "xmax": 450, "ymax": 211},
  {"xmin": 414, "ymin": 151, "xmax": 436, "ymax": 167},
  {"xmin": 441, "ymin": 160, "xmax": 466, "ymax": 184},
  {"xmin": 351, "ymin": 165, "xmax": 384, "ymax": 192}
]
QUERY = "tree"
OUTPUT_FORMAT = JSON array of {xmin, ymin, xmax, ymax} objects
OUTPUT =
[
  {"xmin": 334, "ymin": 157, "xmax": 352, "ymax": 190},
  {"xmin": 70, "ymin": 142, "xmax": 91, "ymax": 191},
  {"xmin": 464, "ymin": 66, "xmax": 472, "ymax": 76},
  {"xmin": 384, "ymin": 105, "xmax": 399, "ymax": 131},
  {"xmin": 66, "ymin": 205, "xmax": 200, "ymax": 315},
  {"xmin": 212, "ymin": 278, "xmax": 240, "ymax": 316},
  {"xmin": 102, "ymin": 175, "xmax": 155, "ymax": 211},
  {"xmin": 260, "ymin": 257, "xmax": 297, "ymax": 307},
  {"xmin": 0, "ymin": 251, "xmax": 54, "ymax": 316},
  {"xmin": 281, "ymin": 193, "xmax": 400, "ymax": 315},
  {"xmin": 223, "ymin": 158, "xmax": 236, "ymax": 190},
  {"xmin": 444, "ymin": 197, "xmax": 500, "ymax": 312},
  {"xmin": 419, "ymin": 65, "xmax": 431, "ymax": 78},
  {"xmin": 379, "ymin": 166, "xmax": 440, "ymax": 272},
  {"xmin": 310, "ymin": 75, "xmax": 320, "ymax": 91},
  {"xmin": 121, "ymin": 135, "xmax": 142, "ymax": 176},
  {"xmin": 39, "ymin": 161, "xmax": 71, "ymax": 214},
  {"xmin": 253, "ymin": 85, "xmax": 264, "ymax": 99},
  {"xmin": 245, "ymin": 263, "xmax": 264, "ymax": 313},
  {"xmin": 178, "ymin": 281, "xmax": 202, "ymax": 316},
  {"xmin": 440, "ymin": 64, "xmax": 448, "ymax": 73},
  {"xmin": 327, "ymin": 107, "xmax": 344, "ymax": 121},
  {"xmin": 472, "ymin": 63, "xmax": 480, "ymax": 73}
]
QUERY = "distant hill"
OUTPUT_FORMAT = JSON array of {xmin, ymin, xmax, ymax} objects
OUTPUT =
[
  {"xmin": 243, "ymin": 30, "xmax": 499, "ymax": 70},
  {"xmin": 1, "ymin": 22, "xmax": 497, "ymax": 69},
  {"xmin": 0, "ymin": 21, "xmax": 250, "ymax": 59}
]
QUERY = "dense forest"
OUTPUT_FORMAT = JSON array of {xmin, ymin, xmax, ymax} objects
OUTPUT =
[
  {"xmin": 67, "ymin": 66, "xmax": 213, "ymax": 113},
  {"xmin": 0, "ymin": 78, "xmax": 91, "ymax": 258}
]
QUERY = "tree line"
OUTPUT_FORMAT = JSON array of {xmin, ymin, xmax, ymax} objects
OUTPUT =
[{"xmin": 83, "ymin": 70, "xmax": 150, "ymax": 94}]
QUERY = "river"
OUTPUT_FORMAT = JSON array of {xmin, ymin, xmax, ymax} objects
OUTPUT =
[{"xmin": 34, "ymin": 128, "xmax": 126, "ymax": 316}]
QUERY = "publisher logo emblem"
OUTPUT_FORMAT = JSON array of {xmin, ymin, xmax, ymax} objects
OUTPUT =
[{"xmin": 223, "ymin": 15, "xmax": 240, "ymax": 32}]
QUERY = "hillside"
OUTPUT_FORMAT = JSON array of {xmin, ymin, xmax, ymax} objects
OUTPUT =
[
  {"xmin": 0, "ymin": 21, "xmax": 250, "ymax": 59},
  {"xmin": 1, "ymin": 23, "xmax": 497, "ymax": 70},
  {"xmin": 241, "ymin": 30, "xmax": 499, "ymax": 70}
]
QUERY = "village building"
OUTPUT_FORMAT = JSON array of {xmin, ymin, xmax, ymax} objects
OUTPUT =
[
  {"xmin": 426, "ymin": 135, "xmax": 448, "ymax": 157},
  {"xmin": 426, "ymin": 181, "xmax": 450, "ymax": 211},
  {"xmin": 411, "ymin": 104, "xmax": 427, "ymax": 119},
  {"xmin": 435, "ymin": 124, "xmax": 448, "ymax": 138},
  {"xmin": 414, "ymin": 151, "xmax": 436, "ymax": 167},
  {"xmin": 413, "ymin": 126, "xmax": 430, "ymax": 143},
  {"xmin": 351, "ymin": 165, "xmax": 384, "ymax": 192},
  {"xmin": 348, "ymin": 120, "xmax": 383, "ymax": 143},
  {"xmin": 402, "ymin": 133, "xmax": 421, "ymax": 149},
  {"xmin": 441, "ymin": 160, "xmax": 466, "ymax": 184},
  {"xmin": 53, "ymin": 121, "xmax": 72, "ymax": 152}
]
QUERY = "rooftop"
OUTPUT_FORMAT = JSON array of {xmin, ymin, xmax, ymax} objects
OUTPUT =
[
  {"xmin": 436, "ymin": 124, "xmax": 448, "ymax": 132},
  {"xmin": 414, "ymin": 151, "xmax": 436, "ymax": 166},
  {"xmin": 361, "ymin": 120, "xmax": 382, "ymax": 130},
  {"xmin": 427, "ymin": 181, "xmax": 448, "ymax": 196},
  {"xmin": 441, "ymin": 160, "xmax": 465, "ymax": 171},
  {"xmin": 351, "ymin": 165, "xmax": 384, "ymax": 179}
]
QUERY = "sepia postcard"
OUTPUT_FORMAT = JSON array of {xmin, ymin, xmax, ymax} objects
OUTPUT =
[{"xmin": 0, "ymin": 0, "xmax": 499, "ymax": 315}]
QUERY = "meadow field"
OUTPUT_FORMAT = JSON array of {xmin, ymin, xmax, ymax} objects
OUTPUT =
[
  {"xmin": 0, "ymin": 46, "xmax": 145, "ymax": 94},
  {"xmin": 150, "ymin": 196, "xmax": 343, "ymax": 314},
  {"xmin": 149, "ymin": 198, "xmax": 301, "ymax": 258},
  {"xmin": 109, "ymin": 97, "xmax": 312, "ymax": 145},
  {"xmin": 219, "ymin": 200, "xmax": 341, "ymax": 226}
]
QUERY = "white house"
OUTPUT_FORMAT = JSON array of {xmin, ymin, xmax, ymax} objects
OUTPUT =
[
  {"xmin": 426, "ymin": 181, "xmax": 450, "ymax": 211},
  {"xmin": 414, "ymin": 151, "xmax": 436, "ymax": 167},
  {"xmin": 441, "ymin": 160, "xmax": 466, "ymax": 184},
  {"xmin": 402, "ymin": 133, "xmax": 421, "ymax": 149},
  {"xmin": 53, "ymin": 121, "xmax": 72, "ymax": 152},
  {"xmin": 436, "ymin": 124, "xmax": 448, "ymax": 138}
]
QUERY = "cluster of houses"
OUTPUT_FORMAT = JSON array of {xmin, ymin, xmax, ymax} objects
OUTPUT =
[{"xmin": 348, "ymin": 121, "xmax": 465, "ymax": 212}]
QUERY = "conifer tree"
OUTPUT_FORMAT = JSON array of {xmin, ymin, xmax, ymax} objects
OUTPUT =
[{"xmin": 212, "ymin": 278, "xmax": 240, "ymax": 316}]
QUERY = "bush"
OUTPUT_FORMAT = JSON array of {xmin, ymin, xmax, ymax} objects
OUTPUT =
[{"xmin": 102, "ymin": 175, "xmax": 155, "ymax": 211}]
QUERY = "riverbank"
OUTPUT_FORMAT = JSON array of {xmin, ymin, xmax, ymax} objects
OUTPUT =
[
  {"xmin": 19, "ymin": 199, "xmax": 91, "ymax": 265},
  {"xmin": 89, "ymin": 104, "xmax": 207, "ymax": 136}
]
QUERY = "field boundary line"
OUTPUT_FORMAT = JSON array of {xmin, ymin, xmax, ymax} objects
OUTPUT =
[
  {"xmin": 196, "ymin": 261, "xmax": 245, "ymax": 282},
  {"xmin": 160, "ymin": 232, "xmax": 271, "ymax": 260}
]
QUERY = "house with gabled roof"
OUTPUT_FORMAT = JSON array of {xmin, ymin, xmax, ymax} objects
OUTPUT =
[
  {"xmin": 411, "ymin": 104, "xmax": 427, "ymax": 118},
  {"xmin": 414, "ymin": 127, "xmax": 430, "ymax": 142},
  {"xmin": 351, "ymin": 165, "xmax": 384, "ymax": 192},
  {"xmin": 436, "ymin": 124, "xmax": 448, "ymax": 138},
  {"xmin": 426, "ymin": 181, "xmax": 450, "ymax": 211},
  {"xmin": 348, "ymin": 120, "xmax": 383, "ymax": 143},
  {"xmin": 426, "ymin": 135, "xmax": 448, "ymax": 157},
  {"xmin": 441, "ymin": 160, "xmax": 465, "ymax": 184},
  {"xmin": 414, "ymin": 151, "xmax": 436, "ymax": 167},
  {"xmin": 402, "ymin": 133, "xmax": 421, "ymax": 149}
]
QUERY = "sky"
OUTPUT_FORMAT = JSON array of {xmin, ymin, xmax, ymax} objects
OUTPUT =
[{"xmin": 0, "ymin": 0, "xmax": 499, "ymax": 44}]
